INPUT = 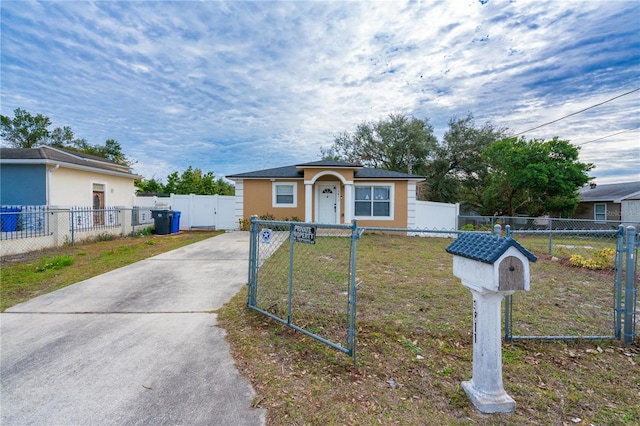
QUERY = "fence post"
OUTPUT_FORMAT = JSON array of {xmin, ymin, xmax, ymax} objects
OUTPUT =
[
  {"xmin": 548, "ymin": 218, "xmax": 553, "ymax": 255},
  {"xmin": 623, "ymin": 226, "xmax": 638, "ymax": 345},
  {"xmin": 614, "ymin": 225, "xmax": 625, "ymax": 339},
  {"xmin": 504, "ymin": 224, "xmax": 513, "ymax": 341},
  {"xmin": 70, "ymin": 209, "xmax": 75, "ymax": 247},
  {"xmin": 347, "ymin": 220, "xmax": 359, "ymax": 365},
  {"xmin": 247, "ymin": 215, "xmax": 259, "ymax": 307},
  {"xmin": 287, "ymin": 222, "xmax": 295, "ymax": 325}
]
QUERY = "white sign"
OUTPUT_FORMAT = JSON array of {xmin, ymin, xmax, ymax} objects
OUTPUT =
[
  {"xmin": 260, "ymin": 228, "xmax": 272, "ymax": 244},
  {"xmin": 293, "ymin": 224, "xmax": 316, "ymax": 244}
]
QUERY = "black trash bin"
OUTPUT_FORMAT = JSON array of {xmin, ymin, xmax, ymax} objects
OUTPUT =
[{"xmin": 151, "ymin": 209, "xmax": 173, "ymax": 235}]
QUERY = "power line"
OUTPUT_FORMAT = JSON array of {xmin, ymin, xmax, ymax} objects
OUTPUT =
[
  {"xmin": 514, "ymin": 88, "xmax": 640, "ymax": 136},
  {"xmin": 576, "ymin": 126, "xmax": 640, "ymax": 146}
]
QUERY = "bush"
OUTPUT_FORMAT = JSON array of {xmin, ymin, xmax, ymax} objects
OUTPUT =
[{"xmin": 569, "ymin": 248, "xmax": 616, "ymax": 270}]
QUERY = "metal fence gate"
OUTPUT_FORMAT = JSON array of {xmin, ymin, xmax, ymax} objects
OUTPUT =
[
  {"xmin": 505, "ymin": 225, "xmax": 638, "ymax": 343},
  {"xmin": 247, "ymin": 217, "xmax": 361, "ymax": 363}
]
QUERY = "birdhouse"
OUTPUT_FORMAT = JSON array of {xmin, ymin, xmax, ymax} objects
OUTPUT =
[{"xmin": 445, "ymin": 232, "xmax": 537, "ymax": 294}]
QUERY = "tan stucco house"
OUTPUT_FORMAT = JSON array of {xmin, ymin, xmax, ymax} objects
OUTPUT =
[{"xmin": 227, "ymin": 160, "xmax": 424, "ymax": 228}]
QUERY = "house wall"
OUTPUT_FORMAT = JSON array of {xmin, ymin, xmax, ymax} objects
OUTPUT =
[
  {"xmin": 49, "ymin": 167, "xmax": 136, "ymax": 207},
  {"xmin": 621, "ymin": 199, "xmax": 640, "ymax": 224},
  {"xmin": 304, "ymin": 168, "xmax": 355, "ymax": 182},
  {"xmin": 574, "ymin": 201, "xmax": 621, "ymax": 221},
  {"xmin": 242, "ymin": 179, "xmax": 305, "ymax": 220},
  {"xmin": 238, "ymin": 173, "xmax": 413, "ymax": 228},
  {"xmin": 0, "ymin": 164, "xmax": 47, "ymax": 205}
]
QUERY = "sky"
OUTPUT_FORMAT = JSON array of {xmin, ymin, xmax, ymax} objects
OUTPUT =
[{"xmin": 1, "ymin": 0, "xmax": 639, "ymax": 185}]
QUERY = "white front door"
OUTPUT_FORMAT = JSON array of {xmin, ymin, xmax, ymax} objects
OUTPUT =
[{"xmin": 317, "ymin": 183, "xmax": 338, "ymax": 224}]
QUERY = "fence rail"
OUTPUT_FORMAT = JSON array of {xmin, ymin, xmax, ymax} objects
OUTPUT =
[
  {"xmin": 1, "ymin": 206, "xmax": 155, "ymax": 257},
  {"xmin": 460, "ymin": 214, "xmax": 640, "ymax": 231}
]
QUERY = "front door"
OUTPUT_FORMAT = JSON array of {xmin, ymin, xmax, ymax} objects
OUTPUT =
[
  {"xmin": 317, "ymin": 183, "xmax": 338, "ymax": 224},
  {"xmin": 93, "ymin": 190, "xmax": 105, "ymax": 225}
]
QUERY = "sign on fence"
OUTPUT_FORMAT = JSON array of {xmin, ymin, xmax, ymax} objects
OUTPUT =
[{"xmin": 293, "ymin": 224, "xmax": 316, "ymax": 244}]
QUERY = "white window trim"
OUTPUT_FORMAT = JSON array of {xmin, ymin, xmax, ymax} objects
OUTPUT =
[
  {"xmin": 594, "ymin": 203, "xmax": 607, "ymax": 222},
  {"xmin": 272, "ymin": 182, "xmax": 298, "ymax": 208},
  {"xmin": 353, "ymin": 183, "xmax": 394, "ymax": 220}
]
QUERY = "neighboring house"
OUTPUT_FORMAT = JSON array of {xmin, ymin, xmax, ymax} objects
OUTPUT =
[
  {"xmin": 0, "ymin": 146, "xmax": 140, "ymax": 208},
  {"xmin": 227, "ymin": 160, "xmax": 424, "ymax": 228},
  {"xmin": 574, "ymin": 181, "xmax": 640, "ymax": 224}
]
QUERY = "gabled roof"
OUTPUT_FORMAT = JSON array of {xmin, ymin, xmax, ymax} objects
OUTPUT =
[
  {"xmin": 296, "ymin": 160, "xmax": 362, "ymax": 169},
  {"xmin": 579, "ymin": 181, "xmax": 640, "ymax": 203},
  {"xmin": 445, "ymin": 233, "xmax": 537, "ymax": 264},
  {"xmin": 227, "ymin": 160, "xmax": 423, "ymax": 180},
  {"xmin": 0, "ymin": 146, "xmax": 140, "ymax": 178}
]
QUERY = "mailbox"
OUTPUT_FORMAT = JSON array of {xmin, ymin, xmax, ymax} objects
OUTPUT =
[
  {"xmin": 446, "ymin": 228, "xmax": 536, "ymax": 414},
  {"xmin": 447, "ymin": 231, "xmax": 536, "ymax": 294}
]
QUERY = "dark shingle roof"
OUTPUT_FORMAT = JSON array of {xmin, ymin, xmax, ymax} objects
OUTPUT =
[
  {"xmin": 227, "ymin": 161, "xmax": 423, "ymax": 180},
  {"xmin": 445, "ymin": 232, "xmax": 537, "ymax": 264},
  {"xmin": 296, "ymin": 160, "xmax": 361, "ymax": 168},
  {"xmin": 579, "ymin": 181, "xmax": 640, "ymax": 202},
  {"xmin": 1, "ymin": 146, "xmax": 136, "ymax": 176}
]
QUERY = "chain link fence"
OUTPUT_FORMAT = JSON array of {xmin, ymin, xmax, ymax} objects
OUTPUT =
[
  {"xmin": 248, "ymin": 217, "xmax": 637, "ymax": 358},
  {"xmin": 1, "ymin": 206, "xmax": 154, "ymax": 258},
  {"xmin": 248, "ymin": 218, "xmax": 359, "ymax": 362},
  {"xmin": 459, "ymin": 215, "xmax": 638, "ymax": 231}
]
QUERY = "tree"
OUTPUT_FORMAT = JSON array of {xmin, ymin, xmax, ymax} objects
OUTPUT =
[
  {"xmin": 0, "ymin": 108, "xmax": 52, "ymax": 148},
  {"xmin": 321, "ymin": 113, "xmax": 437, "ymax": 175},
  {"xmin": 135, "ymin": 177, "xmax": 165, "ymax": 195},
  {"xmin": 481, "ymin": 137, "xmax": 593, "ymax": 217},
  {"xmin": 425, "ymin": 113, "xmax": 510, "ymax": 206},
  {"xmin": 1, "ymin": 108, "xmax": 132, "ymax": 166},
  {"xmin": 135, "ymin": 167, "xmax": 235, "ymax": 196}
]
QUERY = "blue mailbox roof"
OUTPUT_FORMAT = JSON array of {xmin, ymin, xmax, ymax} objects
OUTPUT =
[{"xmin": 445, "ymin": 233, "xmax": 537, "ymax": 264}]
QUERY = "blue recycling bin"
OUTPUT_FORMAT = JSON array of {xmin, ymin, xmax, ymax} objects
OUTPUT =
[
  {"xmin": 1, "ymin": 207, "xmax": 21, "ymax": 232},
  {"xmin": 171, "ymin": 211, "xmax": 181, "ymax": 233}
]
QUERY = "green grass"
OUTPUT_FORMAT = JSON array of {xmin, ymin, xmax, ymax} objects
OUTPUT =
[
  {"xmin": 218, "ymin": 233, "xmax": 639, "ymax": 425},
  {"xmin": 1, "ymin": 230, "xmax": 222, "ymax": 311}
]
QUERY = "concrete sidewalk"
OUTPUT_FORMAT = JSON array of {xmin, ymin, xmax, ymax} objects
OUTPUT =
[{"xmin": 1, "ymin": 232, "xmax": 265, "ymax": 425}]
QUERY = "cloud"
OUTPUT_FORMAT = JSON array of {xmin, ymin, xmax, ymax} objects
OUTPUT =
[{"xmin": 1, "ymin": 0, "xmax": 638, "ymax": 185}]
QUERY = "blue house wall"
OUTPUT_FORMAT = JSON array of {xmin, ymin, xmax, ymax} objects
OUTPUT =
[{"xmin": 0, "ymin": 164, "xmax": 47, "ymax": 205}]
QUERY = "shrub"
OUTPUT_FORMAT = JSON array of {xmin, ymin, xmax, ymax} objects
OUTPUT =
[
  {"xmin": 238, "ymin": 218, "xmax": 250, "ymax": 231},
  {"xmin": 569, "ymin": 248, "xmax": 616, "ymax": 270}
]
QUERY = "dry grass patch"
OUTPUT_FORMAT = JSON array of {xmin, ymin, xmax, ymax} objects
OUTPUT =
[{"xmin": 219, "ymin": 234, "xmax": 639, "ymax": 425}]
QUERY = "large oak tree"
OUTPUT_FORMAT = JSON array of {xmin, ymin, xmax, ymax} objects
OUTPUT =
[{"xmin": 321, "ymin": 113, "xmax": 437, "ymax": 176}]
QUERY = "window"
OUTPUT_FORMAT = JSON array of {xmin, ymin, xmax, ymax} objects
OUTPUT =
[
  {"xmin": 272, "ymin": 182, "xmax": 297, "ymax": 207},
  {"xmin": 594, "ymin": 203, "xmax": 607, "ymax": 222},
  {"xmin": 354, "ymin": 185, "xmax": 392, "ymax": 218}
]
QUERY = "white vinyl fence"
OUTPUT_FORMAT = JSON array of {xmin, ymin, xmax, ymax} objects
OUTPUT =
[
  {"xmin": 414, "ymin": 200, "xmax": 459, "ymax": 235},
  {"xmin": 134, "ymin": 194, "xmax": 237, "ymax": 231}
]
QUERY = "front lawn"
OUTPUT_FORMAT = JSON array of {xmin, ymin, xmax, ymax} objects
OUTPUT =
[{"xmin": 219, "ymin": 233, "xmax": 639, "ymax": 425}]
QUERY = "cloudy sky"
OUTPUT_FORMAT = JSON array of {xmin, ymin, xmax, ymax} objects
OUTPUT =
[{"xmin": 1, "ymin": 0, "xmax": 638, "ymax": 184}]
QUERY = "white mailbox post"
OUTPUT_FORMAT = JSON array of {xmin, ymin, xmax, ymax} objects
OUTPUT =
[{"xmin": 446, "ymin": 228, "xmax": 537, "ymax": 414}]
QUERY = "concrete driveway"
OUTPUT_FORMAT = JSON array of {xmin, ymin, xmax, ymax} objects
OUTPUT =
[{"xmin": 1, "ymin": 232, "xmax": 265, "ymax": 426}]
